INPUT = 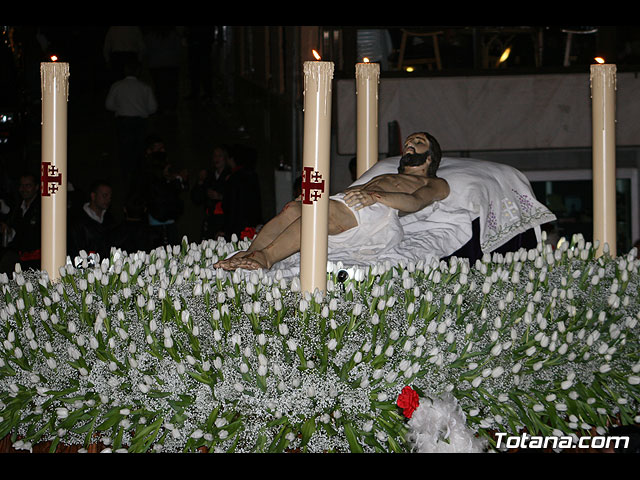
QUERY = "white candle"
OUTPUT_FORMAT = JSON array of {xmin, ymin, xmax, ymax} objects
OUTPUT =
[
  {"xmin": 300, "ymin": 58, "xmax": 334, "ymax": 294},
  {"xmin": 590, "ymin": 62, "xmax": 616, "ymax": 258},
  {"xmin": 356, "ymin": 59, "xmax": 380, "ymax": 178},
  {"xmin": 40, "ymin": 62, "xmax": 69, "ymax": 280}
]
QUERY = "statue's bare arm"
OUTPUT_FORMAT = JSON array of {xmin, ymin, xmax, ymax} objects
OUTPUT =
[{"xmin": 343, "ymin": 178, "xmax": 450, "ymax": 213}]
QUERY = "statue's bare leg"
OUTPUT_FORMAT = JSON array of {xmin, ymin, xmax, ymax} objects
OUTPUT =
[
  {"xmin": 222, "ymin": 200, "xmax": 357, "ymax": 270},
  {"xmin": 246, "ymin": 200, "xmax": 302, "ymax": 252},
  {"xmin": 214, "ymin": 200, "xmax": 302, "ymax": 269}
]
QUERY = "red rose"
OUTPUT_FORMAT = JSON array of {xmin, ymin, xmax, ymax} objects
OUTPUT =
[
  {"xmin": 240, "ymin": 227, "xmax": 256, "ymax": 240},
  {"xmin": 396, "ymin": 386, "xmax": 420, "ymax": 419}
]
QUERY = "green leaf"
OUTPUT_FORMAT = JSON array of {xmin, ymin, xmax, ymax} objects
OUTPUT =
[
  {"xmin": 187, "ymin": 370, "xmax": 213, "ymax": 386},
  {"xmin": 48, "ymin": 435, "xmax": 61, "ymax": 453},
  {"xmin": 386, "ymin": 434, "xmax": 407, "ymax": 453},
  {"xmin": 129, "ymin": 416, "xmax": 164, "ymax": 453},
  {"xmin": 343, "ymin": 423, "xmax": 364, "ymax": 453},
  {"xmin": 300, "ymin": 416, "xmax": 316, "ymax": 447},
  {"xmin": 95, "ymin": 407, "xmax": 124, "ymax": 431},
  {"xmin": 268, "ymin": 425, "xmax": 292, "ymax": 453},
  {"xmin": 147, "ymin": 389, "xmax": 173, "ymax": 399}
]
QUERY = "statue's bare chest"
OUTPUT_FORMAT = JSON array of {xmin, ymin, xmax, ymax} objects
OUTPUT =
[{"xmin": 363, "ymin": 174, "xmax": 428, "ymax": 193}]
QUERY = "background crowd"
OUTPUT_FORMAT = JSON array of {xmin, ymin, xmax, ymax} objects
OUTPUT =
[
  {"xmin": 0, "ymin": 134, "xmax": 263, "ymax": 273},
  {"xmin": 0, "ymin": 26, "xmax": 268, "ymax": 274}
]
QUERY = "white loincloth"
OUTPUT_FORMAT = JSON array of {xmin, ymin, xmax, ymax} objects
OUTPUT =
[{"xmin": 327, "ymin": 192, "xmax": 404, "ymax": 260}]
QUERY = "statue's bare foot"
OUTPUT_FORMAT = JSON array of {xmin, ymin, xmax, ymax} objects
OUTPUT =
[
  {"xmin": 214, "ymin": 259, "xmax": 232, "ymax": 270},
  {"xmin": 213, "ymin": 257, "xmax": 230, "ymax": 269},
  {"xmin": 230, "ymin": 251, "xmax": 269, "ymax": 270},
  {"xmin": 214, "ymin": 251, "xmax": 250, "ymax": 270}
]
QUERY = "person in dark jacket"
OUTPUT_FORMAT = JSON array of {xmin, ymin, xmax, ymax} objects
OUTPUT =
[
  {"xmin": 0, "ymin": 172, "xmax": 41, "ymax": 272},
  {"xmin": 68, "ymin": 179, "xmax": 115, "ymax": 259},
  {"xmin": 222, "ymin": 145, "xmax": 262, "ymax": 241},
  {"xmin": 143, "ymin": 151, "xmax": 187, "ymax": 248},
  {"xmin": 191, "ymin": 145, "xmax": 231, "ymax": 241},
  {"xmin": 109, "ymin": 191, "xmax": 153, "ymax": 254}
]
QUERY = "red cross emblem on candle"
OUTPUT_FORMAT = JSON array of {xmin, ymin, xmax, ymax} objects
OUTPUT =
[
  {"xmin": 301, "ymin": 166, "xmax": 325, "ymax": 205},
  {"xmin": 41, "ymin": 162, "xmax": 63, "ymax": 197}
]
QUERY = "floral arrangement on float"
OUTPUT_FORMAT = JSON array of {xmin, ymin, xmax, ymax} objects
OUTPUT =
[{"xmin": 1, "ymin": 233, "xmax": 639, "ymax": 453}]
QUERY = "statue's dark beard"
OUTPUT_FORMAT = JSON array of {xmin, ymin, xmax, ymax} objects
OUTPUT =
[{"xmin": 398, "ymin": 152, "xmax": 428, "ymax": 173}]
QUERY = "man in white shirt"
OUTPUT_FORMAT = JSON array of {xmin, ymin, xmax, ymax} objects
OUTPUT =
[{"xmin": 105, "ymin": 58, "xmax": 157, "ymax": 191}]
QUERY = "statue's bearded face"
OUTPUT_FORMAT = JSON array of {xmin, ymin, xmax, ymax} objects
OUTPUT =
[
  {"xmin": 399, "ymin": 133, "xmax": 431, "ymax": 172},
  {"xmin": 398, "ymin": 151, "xmax": 429, "ymax": 171},
  {"xmin": 402, "ymin": 133, "xmax": 430, "ymax": 156}
]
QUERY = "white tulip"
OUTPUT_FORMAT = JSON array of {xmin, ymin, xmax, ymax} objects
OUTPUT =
[
  {"xmin": 299, "ymin": 299, "xmax": 308, "ymax": 312},
  {"xmin": 56, "ymin": 407, "xmax": 69, "ymax": 419},
  {"xmin": 599, "ymin": 364, "xmax": 611, "ymax": 374},
  {"xmin": 384, "ymin": 371, "xmax": 398, "ymax": 383},
  {"xmin": 211, "ymin": 357, "xmax": 222, "ymax": 370},
  {"xmin": 328, "ymin": 298, "xmax": 338, "ymax": 311}
]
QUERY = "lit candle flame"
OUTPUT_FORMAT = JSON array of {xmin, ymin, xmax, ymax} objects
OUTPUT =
[
  {"xmin": 50, "ymin": 55, "xmax": 58, "ymax": 62},
  {"xmin": 363, "ymin": 57, "xmax": 370, "ymax": 63},
  {"xmin": 594, "ymin": 57, "xmax": 605, "ymax": 64},
  {"xmin": 312, "ymin": 50, "xmax": 321, "ymax": 61},
  {"xmin": 498, "ymin": 47, "xmax": 511, "ymax": 64}
]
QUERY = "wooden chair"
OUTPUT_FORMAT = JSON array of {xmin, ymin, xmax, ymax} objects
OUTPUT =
[{"xmin": 396, "ymin": 29, "xmax": 443, "ymax": 71}]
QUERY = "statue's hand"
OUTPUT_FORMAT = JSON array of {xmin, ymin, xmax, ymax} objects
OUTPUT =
[{"xmin": 344, "ymin": 190, "xmax": 380, "ymax": 210}]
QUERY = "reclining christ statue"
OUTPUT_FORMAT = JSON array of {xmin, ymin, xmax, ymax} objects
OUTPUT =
[{"xmin": 213, "ymin": 131, "xmax": 450, "ymax": 271}]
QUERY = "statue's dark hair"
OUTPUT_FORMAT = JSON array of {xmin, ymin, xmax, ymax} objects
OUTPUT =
[{"xmin": 398, "ymin": 131, "xmax": 442, "ymax": 177}]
